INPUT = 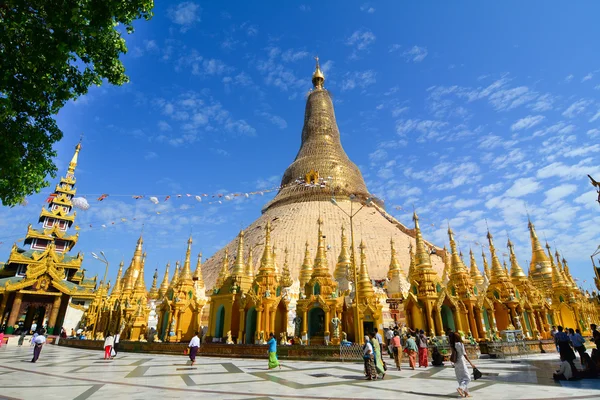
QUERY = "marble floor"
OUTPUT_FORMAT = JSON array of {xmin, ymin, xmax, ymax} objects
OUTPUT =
[{"xmin": 0, "ymin": 345, "xmax": 599, "ymax": 400}]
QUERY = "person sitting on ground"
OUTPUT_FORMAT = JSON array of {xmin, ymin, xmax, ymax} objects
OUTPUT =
[
  {"xmin": 431, "ymin": 346, "xmax": 444, "ymax": 366},
  {"xmin": 580, "ymin": 353, "xmax": 598, "ymax": 379},
  {"xmin": 553, "ymin": 356, "xmax": 574, "ymax": 381}
]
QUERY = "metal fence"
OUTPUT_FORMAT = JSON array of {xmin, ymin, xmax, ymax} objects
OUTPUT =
[{"xmin": 339, "ymin": 343, "xmax": 364, "ymax": 362}]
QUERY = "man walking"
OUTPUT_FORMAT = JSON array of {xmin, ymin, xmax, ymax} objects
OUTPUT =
[
  {"xmin": 31, "ymin": 330, "xmax": 46, "ymax": 363},
  {"xmin": 591, "ymin": 324, "xmax": 600, "ymax": 350},
  {"xmin": 188, "ymin": 331, "xmax": 200, "ymax": 366},
  {"xmin": 418, "ymin": 329, "xmax": 428, "ymax": 367}
]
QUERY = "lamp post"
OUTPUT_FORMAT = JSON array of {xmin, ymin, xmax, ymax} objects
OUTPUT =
[
  {"xmin": 91, "ymin": 251, "xmax": 109, "ymax": 339},
  {"xmin": 330, "ymin": 195, "xmax": 372, "ymax": 343}
]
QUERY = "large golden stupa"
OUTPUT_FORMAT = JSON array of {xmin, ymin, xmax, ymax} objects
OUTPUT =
[{"xmin": 201, "ymin": 59, "xmax": 445, "ymax": 289}]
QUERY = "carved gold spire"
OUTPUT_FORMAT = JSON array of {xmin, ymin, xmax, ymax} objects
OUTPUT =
[
  {"xmin": 528, "ymin": 219, "xmax": 553, "ymax": 291},
  {"xmin": 312, "ymin": 56, "xmax": 325, "ymax": 89},
  {"xmin": 412, "ymin": 212, "xmax": 438, "ymax": 297},
  {"xmin": 335, "ymin": 226, "xmax": 351, "ymax": 281},
  {"xmin": 232, "ymin": 230, "xmax": 246, "ymax": 276},
  {"xmin": 148, "ymin": 269, "xmax": 159, "ymax": 300},
  {"xmin": 179, "ymin": 236, "xmax": 194, "ymax": 284},
  {"xmin": 448, "ymin": 226, "xmax": 474, "ymax": 297},
  {"xmin": 217, "ymin": 249, "xmax": 230, "ymax": 285},
  {"xmin": 487, "ymin": 230, "xmax": 507, "ymax": 281},
  {"xmin": 258, "ymin": 221, "xmax": 275, "ymax": 275},
  {"xmin": 158, "ymin": 262, "xmax": 170, "ymax": 299},
  {"xmin": 562, "ymin": 257, "xmax": 577, "ymax": 289},
  {"xmin": 481, "ymin": 247, "xmax": 491, "ymax": 280},
  {"xmin": 387, "ymin": 239, "xmax": 403, "ymax": 280},
  {"xmin": 280, "ymin": 248, "xmax": 293, "ymax": 288},
  {"xmin": 441, "ymin": 245, "xmax": 450, "ymax": 284},
  {"xmin": 507, "ymin": 239, "xmax": 526, "ymax": 279},
  {"xmin": 555, "ymin": 250, "xmax": 570, "ymax": 286},
  {"xmin": 67, "ymin": 142, "xmax": 82, "ymax": 176},
  {"xmin": 194, "ymin": 253, "xmax": 204, "ymax": 286},
  {"xmin": 123, "ymin": 235, "xmax": 144, "ymax": 293},
  {"xmin": 311, "ymin": 217, "xmax": 331, "ymax": 279},
  {"xmin": 170, "ymin": 261, "xmax": 181, "ymax": 289},
  {"xmin": 133, "ymin": 252, "xmax": 147, "ymax": 295},
  {"xmin": 469, "ymin": 248, "xmax": 484, "ymax": 286},
  {"xmin": 111, "ymin": 260, "xmax": 124, "ymax": 297},
  {"xmin": 357, "ymin": 241, "xmax": 375, "ymax": 299},
  {"xmin": 245, "ymin": 248, "xmax": 254, "ymax": 279},
  {"xmin": 264, "ymin": 61, "xmax": 370, "ymax": 211},
  {"xmin": 407, "ymin": 243, "xmax": 415, "ymax": 282},
  {"xmin": 546, "ymin": 242, "xmax": 566, "ymax": 289},
  {"xmin": 413, "ymin": 212, "xmax": 432, "ymax": 271},
  {"xmin": 272, "ymin": 244, "xmax": 279, "ymax": 275},
  {"xmin": 299, "ymin": 241, "xmax": 313, "ymax": 288}
]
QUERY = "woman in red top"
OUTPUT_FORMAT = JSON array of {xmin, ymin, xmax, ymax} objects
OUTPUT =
[{"xmin": 390, "ymin": 331, "xmax": 402, "ymax": 370}]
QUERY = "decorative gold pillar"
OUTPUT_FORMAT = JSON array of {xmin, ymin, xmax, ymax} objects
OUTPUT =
[
  {"xmin": 454, "ymin": 308, "xmax": 464, "ymax": 333},
  {"xmin": 468, "ymin": 305, "xmax": 478, "ymax": 339},
  {"xmin": 238, "ymin": 308, "xmax": 245, "ymax": 344},
  {"xmin": 474, "ymin": 308, "xmax": 485, "ymax": 339},
  {"xmin": 270, "ymin": 308, "xmax": 276, "ymax": 336},
  {"xmin": 301, "ymin": 309, "xmax": 308, "ymax": 338},
  {"xmin": 434, "ymin": 308, "xmax": 444, "ymax": 336},
  {"xmin": 256, "ymin": 308, "xmax": 263, "ymax": 339},
  {"xmin": 7, "ymin": 292, "xmax": 24, "ymax": 329},
  {"xmin": 0, "ymin": 294, "xmax": 9, "ymax": 326},
  {"xmin": 324, "ymin": 308, "xmax": 331, "ymax": 340},
  {"xmin": 48, "ymin": 296, "xmax": 62, "ymax": 333},
  {"xmin": 487, "ymin": 308, "xmax": 497, "ymax": 334},
  {"xmin": 264, "ymin": 304, "xmax": 270, "ymax": 334},
  {"xmin": 425, "ymin": 302, "xmax": 435, "ymax": 337}
]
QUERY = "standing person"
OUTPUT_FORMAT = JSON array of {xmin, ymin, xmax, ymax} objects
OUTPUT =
[
  {"xmin": 550, "ymin": 326, "xmax": 559, "ymax": 352},
  {"xmin": 390, "ymin": 331, "xmax": 402, "ymax": 370},
  {"xmin": 30, "ymin": 331, "xmax": 39, "ymax": 347},
  {"xmin": 31, "ymin": 330, "xmax": 46, "ymax": 363},
  {"xmin": 451, "ymin": 332, "xmax": 476, "ymax": 398},
  {"xmin": 112, "ymin": 332, "xmax": 120, "ymax": 358},
  {"xmin": 569, "ymin": 328, "xmax": 586, "ymax": 364},
  {"xmin": 404, "ymin": 333, "xmax": 418, "ymax": 370},
  {"xmin": 18, "ymin": 329, "xmax": 27, "ymax": 346},
  {"xmin": 418, "ymin": 329, "xmax": 428, "ymax": 368},
  {"xmin": 363, "ymin": 335, "xmax": 377, "ymax": 380},
  {"xmin": 60, "ymin": 327, "xmax": 67, "ymax": 339},
  {"xmin": 267, "ymin": 332, "xmax": 281, "ymax": 370},
  {"xmin": 188, "ymin": 332, "xmax": 200, "ymax": 365},
  {"xmin": 103, "ymin": 332, "xmax": 114, "ymax": 360},
  {"xmin": 555, "ymin": 326, "xmax": 576, "ymax": 367},
  {"xmin": 591, "ymin": 324, "xmax": 600, "ymax": 350},
  {"xmin": 369, "ymin": 332, "xmax": 385, "ymax": 379},
  {"xmin": 385, "ymin": 327, "xmax": 394, "ymax": 359}
]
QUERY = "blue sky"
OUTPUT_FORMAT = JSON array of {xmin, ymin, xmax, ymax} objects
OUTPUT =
[{"xmin": 2, "ymin": 1, "xmax": 600, "ymax": 290}]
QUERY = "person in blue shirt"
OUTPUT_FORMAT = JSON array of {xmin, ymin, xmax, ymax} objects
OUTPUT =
[
  {"xmin": 267, "ymin": 332, "xmax": 281, "ymax": 370},
  {"xmin": 569, "ymin": 328, "xmax": 586, "ymax": 365}
]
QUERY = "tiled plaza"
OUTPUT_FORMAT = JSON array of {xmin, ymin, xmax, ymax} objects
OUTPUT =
[{"xmin": 0, "ymin": 345, "xmax": 599, "ymax": 400}]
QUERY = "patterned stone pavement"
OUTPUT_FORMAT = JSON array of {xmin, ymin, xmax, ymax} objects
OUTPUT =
[{"xmin": 0, "ymin": 345, "xmax": 599, "ymax": 400}]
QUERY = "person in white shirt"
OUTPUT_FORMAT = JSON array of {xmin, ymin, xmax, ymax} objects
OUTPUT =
[
  {"xmin": 188, "ymin": 332, "xmax": 200, "ymax": 366},
  {"xmin": 103, "ymin": 332, "xmax": 114, "ymax": 360},
  {"xmin": 31, "ymin": 330, "xmax": 46, "ymax": 363},
  {"xmin": 553, "ymin": 358, "xmax": 574, "ymax": 381},
  {"xmin": 112, "ymin": 333, "xmax": 120, "ymax": 358}
]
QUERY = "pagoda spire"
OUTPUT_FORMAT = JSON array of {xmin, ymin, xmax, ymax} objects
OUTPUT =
[
  {"xmin": 357, "ymin": 241, "xmax": 375, "ymax": 299},
  {"xmin": 179, "ymin": 236, "xmax": 194, "ymax": 284},
  {"xmin": 217, "ymin": 249, "xmax": 230, "ymax": 286},
  {"xmin": 335, "ymin": 226, "xmax": 351, "ymax": 281},
  {"xmin": 448, "ymin": 226, "xmax": 474, "ymax": 297},
  {"xmin": 67, "ymin": 141, "xmax": 82, "ymax": 176},
  {"xmin": 111, "ymin": 260, "xmax": 124, "ymax": 297},
  {"xmin": 133, "ymin": 252, "xmax": 147, "ymax": 295},
  {"xmin": 546, "ymin": 242, "xmax": 566, "ymax": 289},
  {"xmin": 299, "ymin": 241, "xmax": 313, "ymax": 288},
  {"xmin": 413, "ymin": 212, "xmax": 433, "ymax": 271},
  {"xmin": 194, "ymin": 253, "xmax": 204, "ymax": 286},
  {"xmin": 487, "ymin": 230, "xmax": 509, "ymax": 281},
  {"xmin": 148, "ymin": 269, "xmax": 159, "ymax": 299},
  {"xmin": 232, "ymin": 231, "xmax": 246, "ymax": 276},
  {"xmin": 280, "ymin": 248, "xmax": 293, "ymax": 288},
  {"xmin": 123, "ymin": 235, "xmax": 144, "ymax": 293},
  {"xmin": 245, "ymin": 248, "xmax": 254, "ymax": 279},
  {"xmin": 469, "ymin": 248, "xmax": 485, "ymax": 286},
  {"xmin": 387, "ymin": 238, "xmax": 403, "ymax": 280},
  {"xmin": 312, "ymin": 56, "xmax": 325, "ymax": 89},
  {"xmin": 448, "ymin": 227, "xmax": 468, "ymax": 275},
  {"xmin": 441, "ymin": 245, "xmax": 450, "ymax": 284},
  {"xmin": 481, "ymin": 247, "xmax": 491, "ymax": 280},
  {"xmin": 170, "ymin": 261, "xmax": 181, "ymax": 289},
  {"xmin": 311, "ymin": 217, "xmax": 331, "ymax": 279},
  {"xmin": 407, "ymin": 243, "xmax": 415, "ymax": 282},
  {"xmin": 158, "ymin": 262, "xmax": 170, "ymax": 299},
  {"xmin": 562, "ymin": 257, "xmax": 578, "ymax": 289},
  {"xmin": 258, "ymin": 221, "xmax": 275, "ymax": 275},
  {"xmin": 528, "ymin": 219, "xmax": 553, "ymax": 291},
  {"xmin": 555, "ymin": 250, "xmax": 569, "ymax": 285},
  {"xmin": 507, "ymin": 239, "xmax": 526, "ymax": 279}
]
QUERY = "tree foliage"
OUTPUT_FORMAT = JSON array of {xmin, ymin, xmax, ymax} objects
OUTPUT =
[{"xmin": 0, "ymin": 0, "xmax": 153, "ymax": 206}]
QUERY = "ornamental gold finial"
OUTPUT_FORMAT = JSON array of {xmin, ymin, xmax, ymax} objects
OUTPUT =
[{"xmin": 312, "ymin": 56, "xmax": 325, "ymax": 89}]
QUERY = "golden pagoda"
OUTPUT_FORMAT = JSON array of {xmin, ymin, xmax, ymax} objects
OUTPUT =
[
  {"xmin": 199, "ymin": 59, "xmax": 446, "ymax": 293},
  {"xmin": 0, "ymin": 143, "xmax": 96, "ymax": 335},
  {"xmin": 157, "ymin": 236, "xmax": 207, "ymax": 342}
]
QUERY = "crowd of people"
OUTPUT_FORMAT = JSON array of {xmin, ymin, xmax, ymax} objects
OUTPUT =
[
  {"xmin": 551, "ymin": 324, "xmax": 600, "ymax": 381},
  {"xmin": 362, "ymin": 326, "xmax": 478, "ymax": 397}
]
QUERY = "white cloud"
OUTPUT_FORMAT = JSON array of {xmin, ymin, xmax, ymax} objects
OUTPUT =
[
  {"xmin": 454, "ymin": 199, "xmax": 481, "ymax": 209},
  {"xmin": 281, "ymin": 49, "xmax": 310, "ymax": 63},
  {"xmin": 562, "ymin": 98, "xmax": 591, "ymax": 118},
  {"xmin": 537, "ymin": 158, "xmax": 600, "ymax": 180},
  {"xmin": 564, "ymin": 74, "xmax": 574, "ymax": 83},
  {"xmin": 388, "ymin": 44, "xmax": 402, "ymax": 53},
  {"xmin": 478, "ymin": 134, "xmax": 517, "ymax": 149},
  {"xmin": 258, "ymin": 111, "xmax": 287, "ymax": 129},
  {"xmin": 157, "ymin": 121, "xmax": 172, "ymax": 131},
  {"xmin": 588, "ymin": 129, "xmax": 600, "ymax": 137},
  {"xmin": 360, "ymin": 4, "xmax": 376, "ymax": 13},
  {"xmin": 489, "ymin": 86, "xmax": 537, "ymax": 111},
  {"xmin": 529, "ymin": 93, "xmax": 554, "ymax": 112},
  {"xmin": 369, "ymin": 149, "xmax": 388, "ymax": 163},
  {"xmin": 589, "ymin": 110, "xmax": 600, "ymax": 122},
  {"xmin": 346, "ymin": 29, "xmax": 376, "ymax": 51},
  {"xmin": 299, "ymin": 4, "xmax": 311, "ymax": 11},
  {"xmin": 144, "ymin": 151, "xmax": 158, "ymax": 160},
  {"xmin": 395, "ymin": 119, "xmax": 447, "ymax": 136},
  {"xmin": 341, "ymin": 70, "xmax": 376, "ymax": 91},
  {"xmin": 402, "ymin": 46, "xmax": 428, "ymax": 62},
  {"xmin": 479, "ymin": 183, "xmax": 504, "ymax": 194},
  {"xmin": 504, "ymin": 177, "xmax": 541, "ymax": 197},
  {"xmin": 532, "ymin": 121, "xmax": 575, "ymax": 137},
  {"xmin": 582, "ymin": 73, "xmax": 593, "ymax": 82},
  {"xmin": 168, "ymin": 2, "xmax": 201, "ymax": 32},
  {"xmin": 511, "ymin": 115, "xmax": 545, "ymax": 131},
  {"xmin": 564, "ymin": 144, "xmax": 600, "ymax": 158},
  {"xmin": 543, "ymin": 184, "xmax": 578, "ymax": 205},
  {"xmin": 391, "ymin": 106, "xmax": 409, "ymax": 117}
]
